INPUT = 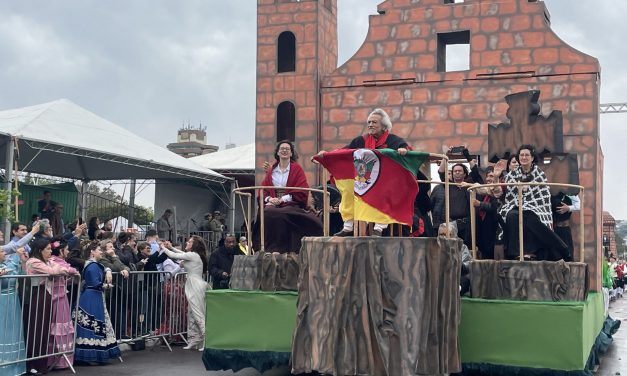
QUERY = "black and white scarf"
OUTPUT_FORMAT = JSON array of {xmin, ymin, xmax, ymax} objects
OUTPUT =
[{"xmin": 499, "ymin": 165, "xmax": 553, "ymax": 227}]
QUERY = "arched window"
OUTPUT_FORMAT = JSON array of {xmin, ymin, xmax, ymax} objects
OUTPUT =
[
  {"xmin": 276, "ymin": 101, "xmax": 295, "ymax": 142},
  {"xmin": 277, "ymin": 31, "xmax": 296, "ymax": 73}
]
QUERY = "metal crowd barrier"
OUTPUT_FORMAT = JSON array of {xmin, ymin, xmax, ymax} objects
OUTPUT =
[
  {"xmin": 106, "ymin": 270, "xmax": 183, "ymax": 351},
  {"xmin": 0, "ymin": 274, "xmax": 81, "ymax": 374},
  {"xmin": 168, "ymin": 272, "xmax": 189, "ymax": 345},
  {"xmin": 0, "ymin": 270, "xmax": 196, "ymax": 374}
]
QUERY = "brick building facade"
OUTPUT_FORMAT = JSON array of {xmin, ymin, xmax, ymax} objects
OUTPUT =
[{"xmin": 255, "ymin": 0, "xmax": 602, "ymax": 289}]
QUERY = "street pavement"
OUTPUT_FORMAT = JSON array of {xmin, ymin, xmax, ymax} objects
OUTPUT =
[
  {"xmin": 597, "ymin": 292, "xmax": 627, "ymax": 375},
  {"xmin": 50, "ymin": 295, "xmax": 627, "ymax": 376},
  {"xmin": 52, "ymin": 342, "xmax": 290, "ymax": 376}
]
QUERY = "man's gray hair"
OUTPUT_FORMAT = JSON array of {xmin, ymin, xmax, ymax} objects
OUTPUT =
[
  {"xmin": 369, "ymin": 108, "xmax": 392, "ymax": 131},
  {"xmin": 438, "ymin": 221, "xmax": 458, "ymax": 238}
]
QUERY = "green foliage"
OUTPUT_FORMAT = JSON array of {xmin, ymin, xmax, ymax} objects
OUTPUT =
[
  {"xmin": 80, "ymin": 183, "xmax": 154, "ymax": 225},
  {"xmin": 0, "ymin": 187, "xmax": 21, "ymax": 223}
]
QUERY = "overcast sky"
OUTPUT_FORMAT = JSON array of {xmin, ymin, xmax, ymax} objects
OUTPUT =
[{"xmin": 0, "ymin": 0, "xmax": 626, "ymax": 217}]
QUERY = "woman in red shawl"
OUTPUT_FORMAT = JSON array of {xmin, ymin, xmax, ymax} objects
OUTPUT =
[{"xmin": 254, "ymin": 140, "xmax": 322, "ymax": 253}]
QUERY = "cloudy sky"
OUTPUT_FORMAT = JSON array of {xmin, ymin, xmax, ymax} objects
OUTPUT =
[{"xmin": 0, "ymin": 0, "xmax": 626, "ymax": 217}]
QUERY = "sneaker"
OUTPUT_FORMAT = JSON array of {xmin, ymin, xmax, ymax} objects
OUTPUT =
[{"xmin": 333, "ymin": 229, "xmax": 353, "ymax": 237}]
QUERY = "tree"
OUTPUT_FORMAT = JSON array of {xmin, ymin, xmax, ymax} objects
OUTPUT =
[
  {"xmin": 0, "ymin": 187, "xmax": 20, "ymax": 223},
  {"xmin": 80, "ymin": 183, "xmax": 154, "ymax": 225}
]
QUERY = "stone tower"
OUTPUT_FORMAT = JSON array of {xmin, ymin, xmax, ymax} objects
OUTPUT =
[{"xmin": 255, "ymin": 0, "xmax": 338, "ymax": 184}]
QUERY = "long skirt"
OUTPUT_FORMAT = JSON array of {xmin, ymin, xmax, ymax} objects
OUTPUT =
[
  {"xmin": 253, "ymin": 205, "xmax": 323, "ymax": 253},
  {"xmin": 504, "ymin": 209, "xmax": 569, "ymax": 261},
  {"xmin": 74, "ymin": 288, "xmax": 121, "ymax": 363},
  {"xmin": 185, "ymin": 276, "xmax": 208, "ymax": 346},
  {"xmin": 47, "ymin": 290, "xmax": 74, "ymax": 369},
  {"xmin": 23, "ymin": 286, "xmax": 52, "ymax": 373},
  {"xmin": 0, "ymin": 287, "xmax": 26, "ymax": 376}
]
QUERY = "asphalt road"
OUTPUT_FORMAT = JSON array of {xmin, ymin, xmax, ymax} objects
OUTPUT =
[
  {"xmin": 52, "ymin": 342, "xmax": 291, "ymax": 376},
  {"xmin": 50, "ymin": 294, "xmax": 627, "ymax": 376},
  {"xmin": 596, "ymin": 292, "xmax": 627, "ymax": 375}
]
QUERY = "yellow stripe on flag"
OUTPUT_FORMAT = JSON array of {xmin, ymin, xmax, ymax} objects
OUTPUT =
[
  {"xmin": 335, "ymin": 178, "xmax": 354, "ymax": 221},
  {"xmin": 354, "ymin": 195, "xmax": 403, "ymax": 225},
  {"xmin": 335, "ymin": 178, "xmax": 406, "ymax": 225}
]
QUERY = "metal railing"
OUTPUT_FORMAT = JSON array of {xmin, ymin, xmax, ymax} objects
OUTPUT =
[
  {"xmin": 0, "ymin": 274, "xmax": 81, "ymax": 374},
  {"xmin": 0, "ymin": 270, "xmax": 198, "ymax": 373},
  {"xmin": 106, "ymin": 270, "xmax": 185, "ymax": 351},
  {"xmin": 467, "ymin": 182, "xmax": 585, "ymax": 262}
]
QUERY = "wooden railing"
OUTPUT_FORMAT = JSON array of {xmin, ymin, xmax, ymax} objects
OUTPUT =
[
  {"xmin": 233, "ymin": 178, "xmax": 330, "ymax": 253},
  {"xmin": 466, "ymin": 182, "xmax": 584, "ymax": 262}
]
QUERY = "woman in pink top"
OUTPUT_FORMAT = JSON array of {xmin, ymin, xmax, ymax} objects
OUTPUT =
[
  {"xmin": 47, "ymin": 239, "xmax": 80, "ymax": 370},
  {"xmin": 24, "ymin": 238, "xmax": 72, "ymax": 375}
]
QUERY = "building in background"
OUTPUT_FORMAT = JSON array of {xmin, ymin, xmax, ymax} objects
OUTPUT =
[
  {"xmin": 167, "ymin": 123, "xmax": 218, "ymax": 158},
  {"xmin": 603, "ymin": 211, "xmax": 617, "ymax": 258}
]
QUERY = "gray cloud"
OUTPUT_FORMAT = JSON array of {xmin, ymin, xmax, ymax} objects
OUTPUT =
[{"xmin": 0, "ymin": 0, "xmax": 625, "ymax": 217}]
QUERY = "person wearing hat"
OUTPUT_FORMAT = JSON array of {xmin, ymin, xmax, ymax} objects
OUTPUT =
[
  {"xmin": 238, "ymin": 236, "xmax": 249, "ymax": 255},
  {"xmin": 209, "ymin": 211, "xmax": 224, "ymax": 247},
  {"xmin": 198, "ymin": 213, "xmax": 213, "ymax": 232}
]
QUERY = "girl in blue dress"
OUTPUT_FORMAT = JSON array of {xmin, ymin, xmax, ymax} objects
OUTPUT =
[
  {"xmin": 74, "ymin": 241, "xmax": 121, "ymax": 364},
  {"xmin": 0, "ymin": 246, "xmax": 27, "ymax": 376}
]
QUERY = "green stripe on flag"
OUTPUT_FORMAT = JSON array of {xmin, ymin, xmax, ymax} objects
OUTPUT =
[{"xmin": 378, "ymin": 149, "xmax": 429, "ymax": 175}]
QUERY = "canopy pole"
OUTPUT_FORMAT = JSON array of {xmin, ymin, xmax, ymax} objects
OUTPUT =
[
  {"xmin": 128, "ymin": 179, "xmax": 136, "ymax": 229},
  {"xmin": 80, "ymin": 180, "xmax": 88, "ymax": 222},
  {"xmin": 3, "ymin": 138, "xmax": 15, "ymax": 244},
  {"xmin": 229, "ymin": 180, "xmax": 236, "ymax": 236}
]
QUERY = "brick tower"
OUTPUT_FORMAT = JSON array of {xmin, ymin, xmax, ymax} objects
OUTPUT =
[{"xmin": 255, "ymin": 0, "xmax": 338, "ymax": 184}]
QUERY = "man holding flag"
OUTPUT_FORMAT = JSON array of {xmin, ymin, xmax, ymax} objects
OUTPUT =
[{"xmin": 313, "ymin": 108, "xmax": 428, "ymax": 236}]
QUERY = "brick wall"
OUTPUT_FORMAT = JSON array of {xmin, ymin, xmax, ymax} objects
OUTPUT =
[
  {"xmin": 255, "ymin": 0, "xmax": 602, "ymax": 289},
  {"xmin": 256, "ymin": 0, "xmax": 337, "ymax": 185}
]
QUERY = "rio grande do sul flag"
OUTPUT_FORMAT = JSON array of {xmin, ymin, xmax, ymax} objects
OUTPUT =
[{"xmin": 314, "ymin": 148, "xmax": 429, "ymax": 225}]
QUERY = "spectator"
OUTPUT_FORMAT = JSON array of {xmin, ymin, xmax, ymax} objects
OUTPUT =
[
  {"xmin": 102, "ymin": 219, "xmax": 113, "ymax": 232},
  {"xmin": 238, "ymin": 236, "xmax": 249, "ymax": 255},
  {"xmin": 431, "ymin": 163, "xmax": 472, "ymax": 247},
  {"xmin": 551, "ymin": 192, "xmax": 580, "ymax": 261},
  {"xmin": 209, "ymin": 210, "xmax": 224, "ymax": 246},
  {"xmin": 163, "ymin": 236, "xmax": 209, "ymax": 350},
  {"xmin": 50, "ymin": 203, "xmax": 65, "ymax": 237},
  {"xmin": 47, "ymin": 239, "xmax": 80, "ymax": 370},
  {"xmin": 134, "ymin": 241, "xmax": 167, "ymax": 336},
  {"xmin": 198, "ymin": 213, "xmax": 213, "ymax": 232},
  {"xmin": 98, "ymin": 240, "xmax": 130, "ymax": 338},
  {"xmin": 87, "ymin": 216, "xmax": 100, "ymax": 240},
  {"xmin": 0, "ymin": 246, "xmax": 28, "ymax": 376},
  {"xmin": 74, "ymin": 241, "xmax": 121, "ymax": 364},
  {"xmin": 438, "ymin": 222, "xmax": 471, "ymax": 295},
  {"xmin": 209, "ymin": 234, "xmax": 244, "ymax": 289},
  {"xmin": 473, "ymin": 167, "xmax": 501, "ymax": 259},
  {"xmin": 498, "ymin": 145, "xmax": 569, "ymax": 261},
  {"xmin": 37, "ymin": 191, "xmax": 56, "ymax": 221},
  {"xmin": 7, "ymin": 221, "xmax": 39, "ymax": 255},
  {"xmin": 115, "ymin": 232, "xmax": 138, "ymax": 269},
  {"xmin": 156, "ymin": 209, "xmax": 174, "ymax": 242},
  {"xmin": 23, "ymin": 238, "xmax": 69, "ymax": 374},
  {"xmin": 505, "ymin": 154, "xmax": 520, "ymax": 177},
  {"xmin": 145, "ymin": 229, "xmax": 160, "ymax": 255}
]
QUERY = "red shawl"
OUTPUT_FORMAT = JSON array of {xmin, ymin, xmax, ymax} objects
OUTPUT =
[
  {"xmin": 260, "ymin": 161, "xmax": 309, "ymax": 207},
  {"xmin": 363, "ymin": 131, "xmax": 390, "ymax": 149}
]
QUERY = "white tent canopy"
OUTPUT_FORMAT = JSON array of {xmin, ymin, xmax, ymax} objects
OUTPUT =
[
  {"xmin": 190, "ymin": 143, "xmax": 255, "ymax": 174},
  {"xmin": 0, "ymin": 99, "xmax": 229, "ymax": 184}
]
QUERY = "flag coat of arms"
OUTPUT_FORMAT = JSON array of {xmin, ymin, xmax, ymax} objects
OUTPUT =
[{"xmin": 314, "ymin": 149, "xmax": 429, "ymax": 226}]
